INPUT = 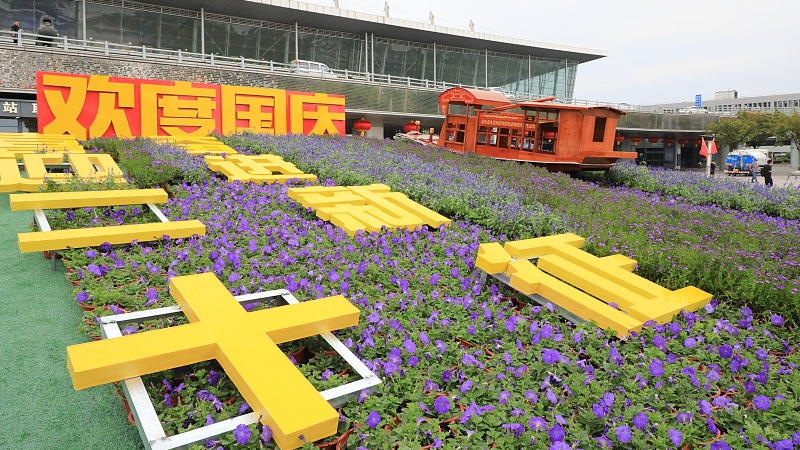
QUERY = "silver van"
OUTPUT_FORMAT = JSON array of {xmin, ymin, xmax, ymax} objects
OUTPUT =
[{"xmin": 289, "ymin": 60, "xmax": 338, "ymax": 79}]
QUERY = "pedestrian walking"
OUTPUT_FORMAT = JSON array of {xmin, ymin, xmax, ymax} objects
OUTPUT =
[
  {"xmin": 36, "ymin": 15, "xmax": 57, "ymax": 47},
  {"xmin": 763, "ymin": 160, "xmax": 773, "ymax": 186},
  {"xmin": 11, "ymin": 20, "xmax": 19, "ymax": 44},
  {"xmin": 751, "ymin": 160, "xmax": 759, "ymax": 183}
]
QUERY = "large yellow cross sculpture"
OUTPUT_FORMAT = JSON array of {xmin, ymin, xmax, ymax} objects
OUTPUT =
[{"xmin": 67, "ymin": 273, "xmax": 360, "ymax": 450}]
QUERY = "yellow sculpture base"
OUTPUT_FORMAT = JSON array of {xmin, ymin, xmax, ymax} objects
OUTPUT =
[
  {"xmin": 67, "ymin": 273, "xmax": 360, "ymax": 450},
  {"xmin": 476, "ymin": 233, "xmax": 711, "ymax": 335}
]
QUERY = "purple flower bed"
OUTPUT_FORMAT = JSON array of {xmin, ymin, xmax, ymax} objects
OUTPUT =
[
  {"xmin": 224, "ymin": 133, "xmax": 567, "ymax": 239},
  {"xmin": 61, "ymin": 177, "xmax": 800, "ymax": 449},
  {"xmin": 604, "ymin": 162, "xmax": 800, "ymax": 219},
  {"xmin": 223, "ymin": 134, "xmax": 800, "ymax": 321}
]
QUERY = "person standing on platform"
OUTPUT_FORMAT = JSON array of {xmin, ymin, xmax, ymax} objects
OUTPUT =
[
  {"xmin": 751, "ymin": 160, "xmax": 759, "ymax": 183},
  {"xmin": 11, "ymin": 20, "xmax": 19, "ymax": 44},
  {"xmin": 763, "ymin": 160, "xmax": 773, "ymax": 186}
]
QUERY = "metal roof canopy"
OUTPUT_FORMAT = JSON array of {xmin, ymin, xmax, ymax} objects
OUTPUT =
[{"xmin": 154, "ymin": 0, "xmax": 607, "ymax": 63}]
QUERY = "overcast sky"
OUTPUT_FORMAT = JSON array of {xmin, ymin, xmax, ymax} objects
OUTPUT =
[{"xmin": 306, "ymin": 0, "xmax": 800, "ymax": 106}]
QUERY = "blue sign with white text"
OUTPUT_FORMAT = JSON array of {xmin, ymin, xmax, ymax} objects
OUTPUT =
[{"xmin": 695, "ymin": 95, "xmax": 702, "ymax": 108}]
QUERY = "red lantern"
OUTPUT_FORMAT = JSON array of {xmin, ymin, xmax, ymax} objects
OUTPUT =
[
  {"xmin": 403, "ymin": 121, "xmax": 420, "ymax": 133},
  {"xmin": 353, "ymin": 118, "xmax": 372, "ymax": 136},
  {"xmin": 691, "ymin": 138, "xmax": 703, "ymax": 146},
  {"xmin": 630, "ymin": 135, "xmax": 643, "ymax": 145},
  {"xmin": 648, "ymin": 136, "xmax": 660, "ymax": 144},
  {"xmin": 542, "ymin": 131, "xmax": 556, "ymax": 141},
  {"xmin": 614, "ymin": 134, "xmax": 625, "ymax": 145},
  {"xmin": 678, "ymin": 138, "xmax": 689, "ymax": 145},
  {"xmin": 664, "ymin": 137, "xmax": 675, "ymax": 145}
]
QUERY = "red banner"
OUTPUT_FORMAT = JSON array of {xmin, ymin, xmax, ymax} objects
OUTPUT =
[{"xmin": 36, "ymin": 72, "xmax": 346, "ymax": 138}]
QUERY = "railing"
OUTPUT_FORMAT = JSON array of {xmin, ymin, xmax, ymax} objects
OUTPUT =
[
  {"xmin": 0, "ymin": 29, "xmax": 730, "ymax": 125},
  {"xmin": 0, "ymin": 29, "xmax": 500, "ymax": 94}
]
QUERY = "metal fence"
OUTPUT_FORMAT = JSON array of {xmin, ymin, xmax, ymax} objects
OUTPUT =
[
  {"xmin": 0, "ymin": 29, "xmax": 728, "ymax": 131},
  {"xmin": 0, "ymin": 29, "xmax": 498, "ymax": 95}
]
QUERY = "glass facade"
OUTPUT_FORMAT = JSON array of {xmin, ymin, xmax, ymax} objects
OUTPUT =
[
  {"xmin": 0, "ymin": 0, "xmax": 81, "ymax": 39},
  {"xmin": 85, "ymin": 2, "xmax": 200, "ymax": 51},
  {"xmin": 5, "ymin": 0, "xmax": 579, "ymax": 99}
]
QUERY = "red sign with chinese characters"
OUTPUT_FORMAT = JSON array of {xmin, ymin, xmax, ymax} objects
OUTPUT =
[{"xmin": 36, "ymin": 72, "xmax": 346, "ymax": 138}]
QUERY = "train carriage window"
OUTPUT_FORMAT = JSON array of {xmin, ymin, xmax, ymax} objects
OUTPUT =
[{"xmin": 593, "ymin": 117, "xmax": 607, "ymax": 142}]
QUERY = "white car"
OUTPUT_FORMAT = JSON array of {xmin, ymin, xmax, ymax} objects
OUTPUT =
[
  {"xmin": 289, "ymin": 60, "xmax": 338, "ymax": 79},
  {"xmin": 678, "ymin": 106, "xmax": 709, "ymax": 114}
]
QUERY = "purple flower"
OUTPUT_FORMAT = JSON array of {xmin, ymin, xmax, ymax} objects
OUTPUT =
[
  {"xmin": 615, "ymin": 425, "xmax": 632, "ymax": 443},
  {"xmin": 434, "ymin": 396, "xmax": 451, "ymax": 414},
  {"xmin": 435, "ymin": 340, "xmax": 447, "ymax": 354},
  {"xmin": 592, "ymin": 403, "xmax": 606, "ymax": 419},
  {"xmin": 684, "ymin": 337, "xmax": 697, "ymax": 348},
  {"xmin": 753, "ymin": 395, "xmax": 771, "ymax": 411},
  {"xmin": 772, "ymin": 315, "xmax": 785, "ymax": 326},
  {"xmin": 774, "ymin": 439, "xmax": 794, "ymax": 450},
  {"xmin": 366, "ymin": 411, "xmax": 381, "ymax": 429},
  {"xmin": 669, "ymin": 428, "xmax": 683, "ymax": 447},
  {"xmin": 99, "ymin": 242, "xmax": 112, "ymax": 253},
  {"xmin": 205, "ymin": 414, "xmax": 214, "ymax": 426},
  {"xmin": 87, "ymin": 264, "xmax": 102, "ymax": 277},
  {"xmin": 238, "ymin": 402, "xmax": 250, "ymax": 415},
  {"xmin": 441, "ymin": 370, "xmax": 453, "ymax": 382},
  {"xmin": 460, "ymin": 380, "xmax": 473, "ymax": 393},
  {"xmin": 676, "ymin": 411, "xmax": 692, "ymax": 424},
  {"xmin": 633, "ymin": 412, "xmax": 648, "ymax": 430},
  {"xmin": 529, "ymin": 416, "xmax": 547, "ymax": 431},
  {"xmin": 545, "ymin": 388, "xmax": 558, "ymax": 405},
  {"xmin": 261, "ymin": 425, "xmax": 272, "ymax": 444},
  {"xmin": 208, "ymin": 370, "xmax": 220, "ymax": 386},
  {"xmin": 602, "ymin": 392, "xmax": 615, "ymax": 406},
  {"xmin": 710, "ymin": 442, "xmax": 731, "ymax": 450},
  {"xmin": 549, "ymin": 443, "xmax": 570, "ymax": 450},
  {"xmin": 419, "ymin": 331, "xmax": 430, "ymax": 346},
  {"xmin": 548, "ymin": 424, "xmax": 565, "ymax": 443},
  {"xmin": 209, "ymin": 250, "xmax": 219, "ymax": 261},
  {"xmin": 498, "ymin": 390, "xmax": 511, "ymax": 404},
  {"xmin": 718, "ymin": 345, "xmax": 734, "ymax": 359},
  {"xmin": 85, "ymin": 249, "xmax": 97, "ymax": 259},
  {"xmin": 524, "ymin": 390, "xmax": 538, "ymax": 403},
  {"xmin": 502, "ymin": 423, "xmax": 525, "ymax": 438},
  {"xmin": 542, "ymin": 349, "xmax": 560, "ymax": 364},
  {"xmin": 76, "ymin": 291, "xmax": 89, "ymax": 303},
  {"xmin": 234, "ymin": 424, "xmax": 250, "ymax": 445},
  {"xmin": 649, "ymin": 358, "xmax": 664, "ymax": 377}
]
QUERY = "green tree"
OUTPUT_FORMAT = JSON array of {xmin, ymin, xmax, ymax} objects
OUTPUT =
[
  {"xmin": 774, "ymin": 110, "xmax": 800, "ymax": 152},
  {"xmin": 707, "ymin": 116, "xmax": 747, "ymax": 150},
  {"xmin": 739, "ymin": 111, "xmax": 777, "ymax": 148}
]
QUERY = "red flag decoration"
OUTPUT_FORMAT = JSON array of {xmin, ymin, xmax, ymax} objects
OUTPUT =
[
  {"xmin": 710, "ymin": 139, "xmax": 718, "ymax": 154},
  {"xmin": 699, "ymin": 138, "xmax": 708, "ymax": 157}
]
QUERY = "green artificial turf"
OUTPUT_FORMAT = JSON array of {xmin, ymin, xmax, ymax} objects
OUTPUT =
[{"xmin": 0, "ymin": 193, "xmax": 143, "ymax": 450}]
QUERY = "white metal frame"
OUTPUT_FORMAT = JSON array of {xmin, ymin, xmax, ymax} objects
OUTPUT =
[
  {"xmin": 479, "ymin": 269, "xmax": 585, "ymax": 326},
  {"xmin": 31, "ymin": 199, "xmax": 170, "ymax": 270},
  {"xmin": 98, "ymin": 289, "xmax": 381, "ymax": 450}
]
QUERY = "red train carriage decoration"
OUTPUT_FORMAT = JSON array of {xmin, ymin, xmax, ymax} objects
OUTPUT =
[{"xmin": 436, "ymin": 88, "xmax": 636, "ymax": 172}]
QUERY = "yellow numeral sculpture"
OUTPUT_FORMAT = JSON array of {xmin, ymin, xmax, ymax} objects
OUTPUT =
[
  {"xmin": 205, "ymin": 154, "xmax": 317, "ymax": 184},
  {"xmin": 287, "ymin": 184, "xmax": 451, "ymax": 236},
  {"xmin": 0, "ymin": 132, "xmax": 85, "ymax": 157},
  {"xmin": 146, "ymin": 135, "xmax": 238, "ymax": 155},
  {"xmin": 67, "ymin": 273, "xmax": 360, "ymax": 450},
  {"xmin": 476, "ymin": 233, "xmax": 711, "ymax": 335},
  {"xmin": 1, "ymin": 152, "xmax": 127, "ymax": 192},
  {"xmin": 10, "ymin": 188, "xmax": 206, "ymax": 252}
]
